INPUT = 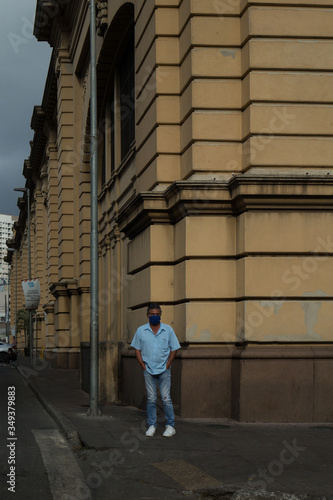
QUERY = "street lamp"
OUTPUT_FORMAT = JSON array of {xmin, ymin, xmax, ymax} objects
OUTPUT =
[
  {"xmin": 14, "ymin": 187, "xmax": 32, "ymax": 365},
  {"xmin": 88, "ymin": 0, "xmax": 100, "ymax": 417},
  {"xmin": 7, "ymin": 249, "xmax": 17, "ymax": 344}
]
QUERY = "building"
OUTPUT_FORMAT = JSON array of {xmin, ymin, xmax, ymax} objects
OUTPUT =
[
  {"xmin": 6, "ymin": 0, "xmax": 333, "ymax": 422},
  {"xmin": 0, "ymin": 214, "xmax": 17, "ymax": 329},
  {"xmin": 0, "ymin": 284, "xmax": 10, "ymax": 324},
  {"xmin": 0, "ymin": 214, "xmax": 17, "ymax": 282}
]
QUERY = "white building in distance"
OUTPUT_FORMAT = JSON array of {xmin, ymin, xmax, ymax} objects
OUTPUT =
[
  {"xmin": 0, "ymin": 214, "xmax": 17, "ymax": 325},
  {"xmin": 0, "ymin": 214, "xmax": 17, "ymax": 283}
]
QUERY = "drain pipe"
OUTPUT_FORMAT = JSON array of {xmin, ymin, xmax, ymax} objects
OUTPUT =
[{"xmin": 88, "ymin": 0, "xmax": 100, "ymax": 417}]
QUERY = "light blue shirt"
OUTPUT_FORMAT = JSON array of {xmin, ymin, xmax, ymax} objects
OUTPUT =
[{"xmin": 131, "ymin": 322, "xmax": 181, "ymax": 375}]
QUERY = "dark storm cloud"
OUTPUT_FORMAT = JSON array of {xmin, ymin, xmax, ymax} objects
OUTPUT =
[{"xmin": 0, "ymin": 0, "xmax": 51, "ymax": 215}]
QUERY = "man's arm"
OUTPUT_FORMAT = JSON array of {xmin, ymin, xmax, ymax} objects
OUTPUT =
[
  {"xmin": 134, "ymin": 349, "xmax": 146, "ymax": 370},
  {"xmin": 166, "ymin": 349, "xmax": 178, "ymax": 370}
]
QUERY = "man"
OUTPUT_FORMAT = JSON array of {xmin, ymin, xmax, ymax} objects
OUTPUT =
[{"xmin": 131, "ymin": 303, "xmax": 181, "ymax": 437}]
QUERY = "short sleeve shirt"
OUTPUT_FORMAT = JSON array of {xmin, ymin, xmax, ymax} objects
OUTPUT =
[{"xmin": 131, "ymin": 322, "xmax": 181, "ymax": 375}]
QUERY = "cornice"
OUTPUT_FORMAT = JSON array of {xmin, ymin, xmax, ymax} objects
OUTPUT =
[
  {"xmin": 17, "ymin": 197, "xmax": 25, "ymax": 211},
  {"xmin": 117, "ymin": 176, "xmax": 333, "ymax": 240},
  {"xmin": 165, "ymin": 181, "xmax": 231, "ymax": 221},
  {"xmin": 50, "ymin": 282, "xmax": 68, "ymax": 298},
  {"xmin": 31, "ymin": 106, "xmax": 45, "ymax": 132},
  {"xmin": 117, "ymin": 191, "xmax": 169, "ymax": 239},
  {"xmin": 9, "ymin": 221, "xmax": 22, "ymax": 252},
  {"xmin": 50, "ymin": 280, "xmax": 81, "ymax": 298},
  {"xmin": 30, "ymin": 131, "xmax": 47, "ymax": 174},
  {"xmin": 34, "ymin": 0, "xmax": 68, "ymax": 46},
  {"xmin": 4, "ymin": 238, "xmax": 19, "ymax": 264},
  {"xmin": 77, "ymin": 278, "xmax": 90, "ymax": 295},
  {"xmin": 43, "ymin": 301, "xmax": 55, "ymax": 314},
  {"xmin": 65, "ymin": 280, "xmax": 80, "ymax": 296},
  {"xmin": 23, "ymin": 159, "xmax": 33, "ymax": 180},
  {"xmin": 117, "ymin": 181, "xmax": 231, "ymax": 239},
  {"xmin": 29, "ymin": 52, "xmax": 57, "ymax": 178},
  {"xmin": 229, "ymin": 174, "xmax": 333, "ymax": 213},
  {"xmin": 15, "ymin": 182, "xmax": 31, "ymax": 250}
]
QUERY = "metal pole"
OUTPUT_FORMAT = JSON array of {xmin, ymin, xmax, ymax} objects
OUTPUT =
[
  {"xmin": 15, "ymin": 250, "xmax": 17, "ymax": 343},
  {"xmin": 27, "ymin": 188, "xmax": 31, "ymax": 279},
  {"xmin": 88, "ymin": 0, "xmax": 100, "ymax": 416},
  {"xmin": 5, "ymin": 294, "xmax": 8, "ymax": 342},
  {"xmin": 7, "ymin": 269, "xmax": 10, "ymax": 341},
  {"xmin": 7, "ymin": 248, "xmax": 17, "ymax": 343},
  {"xmin": 27, "ymin": 188, "xmax": 33, "ymax": 366}
]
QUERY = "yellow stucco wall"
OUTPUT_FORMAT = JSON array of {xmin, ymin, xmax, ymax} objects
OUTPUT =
[{"xmin": 9, "ymin": 0, "xmax": 333, "ymax": 414}]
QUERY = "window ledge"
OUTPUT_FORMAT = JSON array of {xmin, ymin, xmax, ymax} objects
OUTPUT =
[{"xmin": 118, "ymin": 143, "xmax": 136, "ymax": 176}]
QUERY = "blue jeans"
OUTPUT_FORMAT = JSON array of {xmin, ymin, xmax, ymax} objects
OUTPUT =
[{"xmin": 143, "ymin": 369, "xmax": 175, "ymax": 428}]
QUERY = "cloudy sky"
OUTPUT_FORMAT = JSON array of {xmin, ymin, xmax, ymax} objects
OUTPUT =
[{"xmin": 0, "ymin": 0, "xmax": 51, "ymax": 216}]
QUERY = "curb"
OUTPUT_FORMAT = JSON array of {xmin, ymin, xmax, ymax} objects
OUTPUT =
[
  {"xmin": 231, "ymin": 491, "xmax": 328, "ymax": 500},
  {"xmin": 231, "ymin": 490, "xmax": 329, "ymax": 500},
  {"xmin": 16, "ymin": 364, "xmax": 83, "ymax": 450},
  {"xmin": 196, "ymin": 486, "xmax": 329, "ymax": 500}
]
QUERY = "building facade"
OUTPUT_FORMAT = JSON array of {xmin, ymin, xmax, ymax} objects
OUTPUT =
[{"xmin": 7, "ymin": 0, "xmax": 333, "ymax": 421}]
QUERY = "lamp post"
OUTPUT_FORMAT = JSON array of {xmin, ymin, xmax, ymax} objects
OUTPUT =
[
  {"xmin": 14, "ymin": 187, "xmax": 32, "ymax": 365},
  {"xmin": 7, "ymin": 249, "xmax": 17, "ymax": 344},
  {"xmin": 88, "ymin": 0, "xmax": 100, "ymax": 417}
]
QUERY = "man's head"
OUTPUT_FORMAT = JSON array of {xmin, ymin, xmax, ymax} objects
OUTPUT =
[
  {"xmin": 147, "ymin": 303, "xmax": 162, "ymax": 316},
  {"xmin": 147, "ymin": 303, "xmax": 162, "ymax": 326}
]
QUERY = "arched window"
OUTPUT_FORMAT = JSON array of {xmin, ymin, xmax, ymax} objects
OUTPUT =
[{"xmin": 99, "ymin": 29, "xmax": 135, "ymax": 189}]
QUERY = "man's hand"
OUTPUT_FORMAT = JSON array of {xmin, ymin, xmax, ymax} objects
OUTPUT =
[
  {"xmin": 135, "ymin": 349, "xmax": 146, "ymax": 370},
  {"xmin": 166, "ymin": 349, "xmax": 178, "ymax": 370}
]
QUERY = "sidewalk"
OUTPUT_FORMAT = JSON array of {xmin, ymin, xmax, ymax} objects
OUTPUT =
[{"xmin": 15, "ymin": 356, "xmax": 333, "ymax": 500}]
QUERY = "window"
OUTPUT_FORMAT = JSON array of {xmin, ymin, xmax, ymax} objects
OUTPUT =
[
  {"xmin": 110, "ymin": 84, "xmax": 115, "ymax": 173},
  {"xmin": 119, "ymin": 37, "xmax": 135, "ymax": 161},
  {"xmin": 99, "ymin": 32, "xmax": 135, "ymax": 190},
  {"xmin": 101, "ymin": 132, "xmax": 106, "ymax": 187}
]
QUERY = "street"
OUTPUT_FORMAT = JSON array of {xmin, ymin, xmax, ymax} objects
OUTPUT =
[
  {"xmin": 0, "ymin": 361, "xmax": 201, "ymax": 500},
  {"xmin": 2, "ymin": 360, "xmax": 333, "ymax": 500},
  {"xmin": 0, "ymin": 364, "xmax": 90, "ymax": 500}
]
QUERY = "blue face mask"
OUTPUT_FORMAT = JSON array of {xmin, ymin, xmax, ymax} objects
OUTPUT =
[{"xmin": 149, "ymin": 315, "xmax": 160, "ymax": 326}]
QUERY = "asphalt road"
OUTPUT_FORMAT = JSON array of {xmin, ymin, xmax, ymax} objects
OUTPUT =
[
  {"xmin": 0, "ymin": 363, "xmax": 89, "ymax": 500},
  {"xmin": 3, "ymin": 360, "xmax": 333, "ymax": 500}
]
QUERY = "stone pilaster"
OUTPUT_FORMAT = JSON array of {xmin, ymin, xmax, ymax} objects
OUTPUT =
[
  {"xmin": 46, "ymin": 135, "xmax": 59, "ymax": 300},
  {"xmin": 56, "ymin": 48, "xmax": 75, "ymax": 281},
  {"xmin": 42, "ymin": 301, "xmax": 56, "ymax": 367},
  {"xmin": 49, "ymin": 282, "xmax": 71, "ymax": 368},
  {"xmin": 33, "ymin": 187, "xmax": 47, "ymax": 348},
  {"xmin": 77, "ymin": 278, "xmax": 91, "ymax": 343}
]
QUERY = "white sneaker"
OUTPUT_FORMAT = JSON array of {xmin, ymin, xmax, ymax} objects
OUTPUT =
[
  {"xmin": 145, "ymin": 425, "xmax": 156, "ymax": 437},
  {"xmin": 163, "ymin": 425, "xmax": 176, "ymax": 437}
]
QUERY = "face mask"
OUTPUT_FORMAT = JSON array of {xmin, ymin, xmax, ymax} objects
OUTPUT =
[{"xmin": 149, "ymin": 315, "xmax": 160, "ymax": 326}]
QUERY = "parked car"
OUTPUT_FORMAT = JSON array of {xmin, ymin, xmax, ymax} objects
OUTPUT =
[{"xmin": 0, "ymin": 342, "xmax": 18, "ymax": 363}]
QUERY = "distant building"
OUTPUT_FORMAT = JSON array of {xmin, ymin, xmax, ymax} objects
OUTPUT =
[
  {"xmin": 0, "ymin": 284, "xmax": 9, "ymax": 323},
  {"xmin": 0, "ymin": 214, "xmax": 17, "ymax": 326},
  {"xmin": 0, "ymin": 214, "xmax": 17, "ymax": 282}
]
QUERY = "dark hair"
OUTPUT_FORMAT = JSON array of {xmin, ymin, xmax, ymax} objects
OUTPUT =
[{"xmin": 146, "ymin": 303, "xmax": 162, "ymax": 315}]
